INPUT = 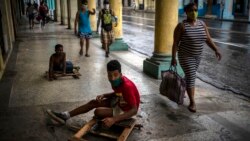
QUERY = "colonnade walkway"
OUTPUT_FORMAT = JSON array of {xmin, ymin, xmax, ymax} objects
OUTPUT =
[{"xmin": 0, "ymin": 19, "xmax": 249, "ymax": 141}]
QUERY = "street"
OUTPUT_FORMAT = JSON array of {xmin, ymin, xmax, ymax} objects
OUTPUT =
[
  {"xmin": 122, "ymin": 10, "xmax": 250, "ymax": 97},
  {"xmin": 0, "ymin": 11, "xmax": 249, "ymax": 141}
]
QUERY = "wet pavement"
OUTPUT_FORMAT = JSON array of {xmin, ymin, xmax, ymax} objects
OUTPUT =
[
  {"xmin": 122, "ymin": 10, "xmax": 250, "ymax": 97},
  {"xmin": 0, "ymin": 15, "xmax": 250, "ymax": 141}
]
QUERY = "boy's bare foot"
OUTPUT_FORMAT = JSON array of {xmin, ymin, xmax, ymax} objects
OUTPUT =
[{"xmin": 85, "ymin": 54, "xmax": 90, "ymax": 57}]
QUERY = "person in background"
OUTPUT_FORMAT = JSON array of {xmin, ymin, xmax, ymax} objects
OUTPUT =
[
  {"xmin": 26, "ymin": 2, "xmax": 35, "ymax": 29},
  {"xmin": 74, "ymin": 2, "xmax": 96, "ymax": 57},
  {"xmin": 97, "ymin": 0, "xmax": 116, "ymax": 57},
  {"xmin": 49, "ymin": 44, "xmax": 79, "ymax": 81},
  {"xmin": 39, "ymin": 1, "xmax": 48, "ymax": 28}
]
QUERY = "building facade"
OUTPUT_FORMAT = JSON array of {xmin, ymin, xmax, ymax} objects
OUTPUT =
[
  {"xmin": 0, "ymin": 0, "xmax": 249, "ymax": 79},
  {"xmin": 122, "ymin": 0, "xmax": 250, "ymax": 20}
]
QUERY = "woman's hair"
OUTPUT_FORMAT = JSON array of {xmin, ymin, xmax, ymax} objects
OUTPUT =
[
  {"xmin": 184, "ymin": 2, "xmax": 197, "ymax": 12},
  {"xmin": 107, "ymin": 60, "xmax": 121, "ymax": 73},
  {"xmin": 55, "ymin": 44, "xmax": 63, "ymax": 50}
]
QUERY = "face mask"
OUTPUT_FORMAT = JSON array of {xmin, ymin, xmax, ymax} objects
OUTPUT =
[
  {"xmin": 104, "ymin": 4, "xmax": 109, "ymax": 9},
  {"xmin": 82, "ymin": 4, "xmax": 88, "ymax": 10},
  {"xmin": 186, "ymin": 11, "xmax": 198, "ymax": 20},
  {"xmin": 110, "ymin": 77, "xmax": 122, "ymax": 87}
]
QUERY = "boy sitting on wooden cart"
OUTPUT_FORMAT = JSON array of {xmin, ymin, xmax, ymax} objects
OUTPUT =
[
  {"xmin": 47, "ymin": 60, "xmax": 140, "ymax": 128},
  {"xmin": 48, "ymin": 44, "xmax": 80, "ymax": 81}
]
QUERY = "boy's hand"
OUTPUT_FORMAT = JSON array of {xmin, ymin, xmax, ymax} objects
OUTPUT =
[
  {"xmin": 96, "ymin": 94, "xmax": 104, "ymax": 102},
  {"xmin": 102, "ymin": 117, "xmax": 116, "ymax": 128}
]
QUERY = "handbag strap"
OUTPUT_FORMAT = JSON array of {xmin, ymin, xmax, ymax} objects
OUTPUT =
[{"xmin": 169, "ymin": 65, "xmax": 177, "ymax": 73}]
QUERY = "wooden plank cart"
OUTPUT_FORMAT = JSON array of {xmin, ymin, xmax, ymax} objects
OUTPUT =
[
  {"xmin": 44, "ymin": 67, "xmax": 81, "ymax": 80},
  {"xmin": 68, "ymin": 118, "xmax": 141, "ymax": 141}
]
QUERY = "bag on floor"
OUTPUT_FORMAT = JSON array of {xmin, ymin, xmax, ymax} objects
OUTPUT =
[
  {"xmin": 36, "ymin": 15, "xmax": 42, "ymax": 21},
  {"xmin": 159, "ymin": 66, "xmax": 186, "ymax": 105}
]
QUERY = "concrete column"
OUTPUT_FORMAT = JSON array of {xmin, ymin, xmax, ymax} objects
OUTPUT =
[
  {"xmin": 54, "ymin": 0, "xmax": 60, "ymax": 22},
  {"xmin": 135, "ymin": 0, "xmax": 139, "ymax": 10},
  {"xmin": 109, "ymin": 0, "xmax": 128, "ymax": 51},
  {"xmin": 0, "ymin": 0, "xmax": 15, "ymax": 79},
  {"xmin": 77, "ymin": 0, "xmax": 81, "ymax": 10},
  {"xmin": 223, "ymin": 0, "xmax": 234, "ymax": 19},
  {"xmin": 60, "ymin": 0, "xmax": 67, "ymax": 25},
  {"xmin": 67, "ymin": 0, "xmax": 71, "ymax": 29},
  {"xmin": 88, "ymin": 0, "xmax": 97, "ymax": 31},
  {"xmin": 0, "ymin": 48, "xmax": 3, "ymax": 79},
  {"xmin": 69, "ymin": 0, "xmax": 78, "ymax": 29},
  {"xmin": 2, "ymin": 0, "xmax": 14, "ymax": 51},
  {"xmin": 248, "ymin": 0, "xmax": 250, "ymax": 21},
  {"xmin": 206, "ymin": 0, "xmax": 213, "ymax": 14},
  {"xmin": 144, "ymin": 0, "xmax": 148, "ymax": 11},
  {"xmin": 143, "ymin": 0, "xmax": 180, "ymax": 79},
  {"xmin": 124, "ymin": 0, "xmax": 128, "ymax": 7},
  {"xmin": 100, "ymin": 0, "xmax": 104, "ymax": 9}
]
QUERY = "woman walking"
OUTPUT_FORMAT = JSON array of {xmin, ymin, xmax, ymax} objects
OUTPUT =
[{"xmin": 171, "ymin": 3, "xmax": 222, "ymax": 112}]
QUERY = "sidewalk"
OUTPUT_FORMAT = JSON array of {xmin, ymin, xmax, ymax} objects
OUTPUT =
[{"xmin": 0, "ymin": 21, "xmax": 250, "ymax": 141}]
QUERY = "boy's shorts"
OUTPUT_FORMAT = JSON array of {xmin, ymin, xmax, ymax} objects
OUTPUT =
[
  {"xmin": 53, "ymin": 61, "xmax": 73, "ymax": 73},
  {"xmin": 110, "ymin": 96, "xmax": 124, "ymax": 116},
  {"xmin": 79, "ymin": 32, "xmax": 92, "ymax": 39}
]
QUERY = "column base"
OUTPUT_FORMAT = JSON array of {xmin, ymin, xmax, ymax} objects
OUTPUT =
[
  {"xmin": 143, "ymin": 53, "xmax": 184, "ymax": 79},
  {"xmin": 91, "ymin": 31, "xmax": 100, "ymax": 38},
  {"xmin": 109, "ymin": 38, "xmax": 128, "ymax": 51}
]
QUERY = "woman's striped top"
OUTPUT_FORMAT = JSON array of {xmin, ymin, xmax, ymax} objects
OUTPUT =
[{"xmin": 178, "ymin": 20, "xmax": 207, "ymax": 57}]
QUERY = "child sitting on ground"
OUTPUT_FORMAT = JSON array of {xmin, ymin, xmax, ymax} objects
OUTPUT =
[{"xmin": 48, "ymin": 44, "xmax": 79, "ymax": 80}]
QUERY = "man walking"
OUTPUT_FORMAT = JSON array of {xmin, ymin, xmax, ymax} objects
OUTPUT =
[
  {"xmin": 74, "ymin": 2, "xmax": 96, "ymax": 57},
  {"xmin": 97, "ymin": 0, "xmax": 117, "ymax": 57}
]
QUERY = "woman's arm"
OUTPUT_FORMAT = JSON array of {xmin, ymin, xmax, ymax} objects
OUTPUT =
[
  {"xmin": 203, "ymin": 22, "xmax": 222, "ymax": 61},
  {"xmin": 171, "ymin": 23, "xmax": 184, "ymax": 66}
]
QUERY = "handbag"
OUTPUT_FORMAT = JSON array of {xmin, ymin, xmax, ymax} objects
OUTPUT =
[
  {"xmin": 36, "ymin": 15, "xmax": 42, "ymax": 21},
  {"xmin": 159, "ymin": 66, "xmax": 186, "ymax": 105}
]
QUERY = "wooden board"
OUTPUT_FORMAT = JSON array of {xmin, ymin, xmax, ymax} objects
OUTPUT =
[
  {"xmin": 68, "ymin": 119, "xmax": 97, "ymax": 141},
  {"xmin": 44, "ymin": 71, "xmax": 81, "ymax": 80},
  {"xmin": 70, "ymin": 118, "xmax": 137, "ymax": 141}
]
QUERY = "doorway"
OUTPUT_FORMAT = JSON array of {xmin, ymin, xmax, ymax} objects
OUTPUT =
[{"xmin": 0, "ymin": 9, "xmax": 6, "ymax": 61}]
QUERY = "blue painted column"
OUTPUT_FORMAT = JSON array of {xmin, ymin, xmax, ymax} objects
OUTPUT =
[
  {"xmin": 179, "ymin": 0, "xmax": 184, "ymax": 15},
  {"xmin": 249, "ymin": 0, "xmax": 250, "ymax": 21},
  {"xmin": 223, "ymin": 0, "xmax": 234, "ymax": 19},
  {"xmin": 197, "ymin": 0, "xmax": 205, "ymax": 16}
]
